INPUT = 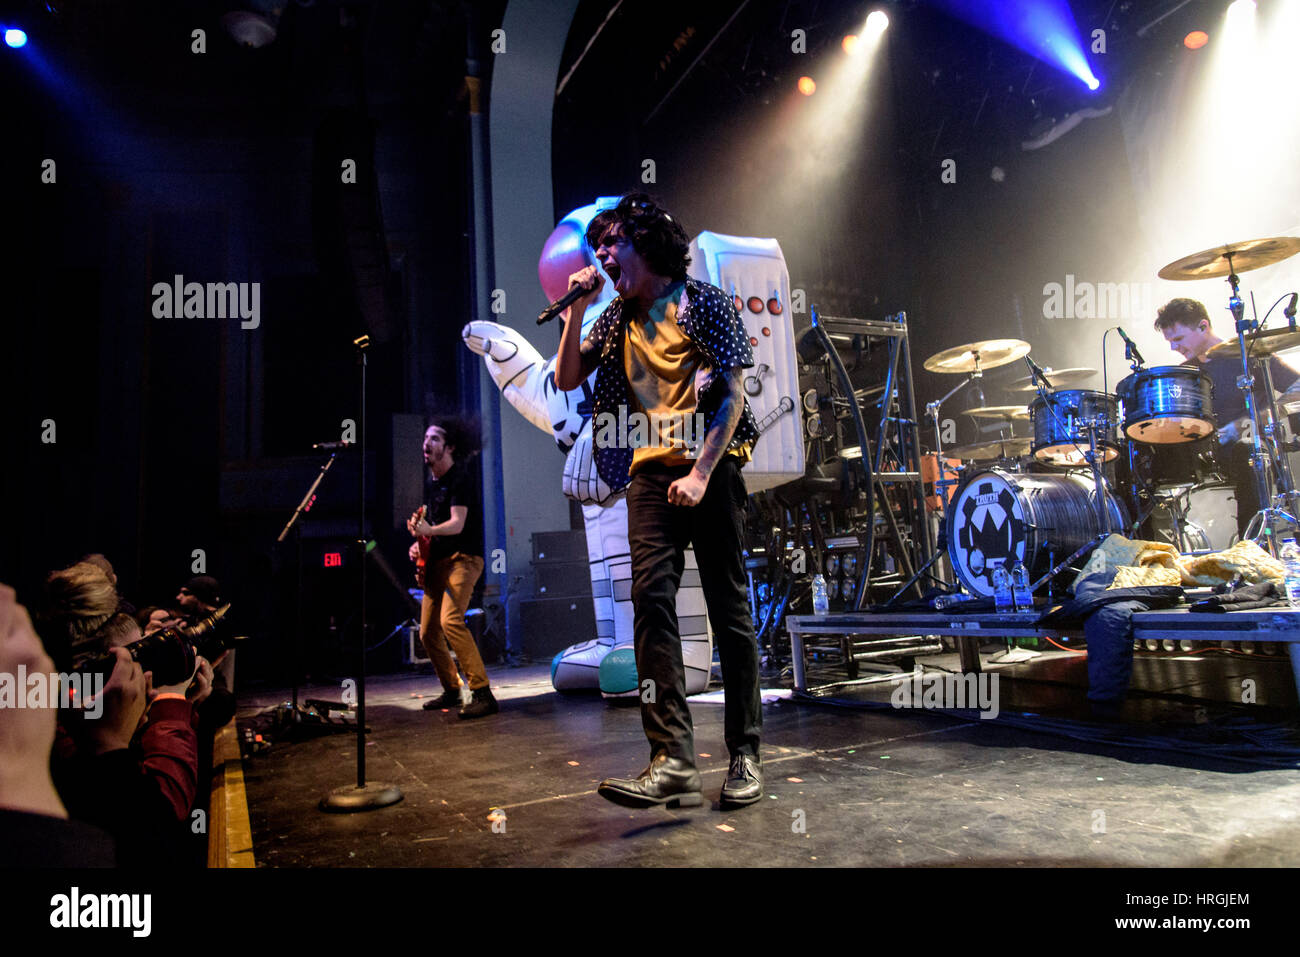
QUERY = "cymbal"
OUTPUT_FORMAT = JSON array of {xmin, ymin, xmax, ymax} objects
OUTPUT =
[
  {"xmin": 946, "ymin": 436, "xmax": 1033, "ymax": 460},
  {"xmin": 1006, "ymin": 367, "xmax": 1098, "ymax": 392},
  {"xmin": 923, "ymin": 338, "xmax": 1031, "ymax": 374},
  {"xmin": 1206, "ymin": 328, "xmax": 1300, "ymax": 359},
  {"xmin": 963, "ymin": 405, "xmax": 1031, "ymax": 421},
  {"xmin": 1279, "ymin": 394, "xmax": 1300, "ymax": 415},
  {"xmin": 1158, "ymin": 236, "xmax": 1300, "ymax": 281}
]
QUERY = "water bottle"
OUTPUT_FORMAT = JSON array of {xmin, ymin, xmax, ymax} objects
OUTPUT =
[
  {"xmin": 812, "ymin": 574, "xmax": 830, "ymax": 615},
  {"xmin": 992, "ymin": 565, "xmax": 1013, "ymax": 613},
  {"xmin": 1281, "ymin": 539, "xmax": 1300, "ymax": 610},
  {"xmin": 1011, "ymin": 561, "xmax": 1034, "ymax": 611}
]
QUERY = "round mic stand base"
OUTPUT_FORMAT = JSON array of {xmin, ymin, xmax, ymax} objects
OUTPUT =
[{"xmin": 319, "ymin": 782, "xmax": 404, "ymax": 813}]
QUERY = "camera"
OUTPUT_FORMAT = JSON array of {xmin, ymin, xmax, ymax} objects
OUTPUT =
[{"xmin": 76, "ymin": 603, "xmax": 234, "ymax": 687}]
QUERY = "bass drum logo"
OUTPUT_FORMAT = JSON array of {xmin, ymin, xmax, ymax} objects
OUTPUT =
[{"xmin": 950, "ymin": 475, "xmax": 1028, "ymax": 596}]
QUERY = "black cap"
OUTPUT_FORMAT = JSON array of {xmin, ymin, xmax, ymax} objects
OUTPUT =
[{"xmin": 184, "ymin": 575, "xmax": 221, "ymax": 606}]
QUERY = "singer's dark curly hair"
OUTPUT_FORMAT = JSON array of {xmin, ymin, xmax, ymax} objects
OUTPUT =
[
  {"xmin": 585, "ymin": 193, "xmax": 692, "ymax": 281},
  {"xmin": 1155, "ymin": 298, "xmax": 1211, "ymax": 333},
  {"xmin": 428, "ymin": 413, "xmax": 481, "ymax": 458}
]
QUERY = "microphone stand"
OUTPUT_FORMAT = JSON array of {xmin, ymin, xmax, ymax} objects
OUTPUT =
[
  {"xmin": 321, "ymin": 334, "xmax": 403, "ymax": 813},
  {"xmin": 271, "ymin": 450, "xmax": 353, "ymax": 738}
]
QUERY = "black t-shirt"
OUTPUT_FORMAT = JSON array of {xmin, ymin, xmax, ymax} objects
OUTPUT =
[
  {"xmin": 423, "ymin": 458, "xmax": 484, "ymax": 561},
  {"xmin": 1194, "ymin": 352, "xmax": 1300, "ymax": 426}
]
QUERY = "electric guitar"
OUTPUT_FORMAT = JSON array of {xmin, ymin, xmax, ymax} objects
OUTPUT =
[{"xmin": 412, "ymin": 505, "xmax": 432, "ymax": 588}]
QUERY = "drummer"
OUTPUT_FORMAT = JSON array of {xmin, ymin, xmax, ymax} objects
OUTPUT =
[{"xmin": 1155, "ymin": 297, "xmax": 1300, "ymax": 535}]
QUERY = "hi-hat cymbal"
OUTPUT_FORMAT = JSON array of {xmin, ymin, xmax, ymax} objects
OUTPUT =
[
  {"xmin": 1006, "ymin": 367, "xmax": 1098, "ymax": 392},
  {"xmin": 1158, "ymin": 237, "xmax": 1300, "ymax": 281},
  {"xmin": 1206, "ymin": 328, "xmax": 1300, "ymax": 360},
  {"xmin": 923, "ymin": 339, "xmax": 1032, "ymax": 373},
  {"xmin": 963, "ymin": 405, "xmax": 1031, "ymax": 421},
  {"xmin": 946, "ymin": 436, "xmax": 1032, "ymax": 460}
]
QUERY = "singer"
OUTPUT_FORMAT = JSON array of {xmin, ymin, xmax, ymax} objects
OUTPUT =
[
  {"xmin": 1155, "ymin": 298, "xmax": 1300, "ymax": 534},
  {"xmin": 406, "ymin": 416, "xmax": 497, "ymax": 719},
  {"xmin": 555, "ymin": 193, "xmax": 764, "ymax": 810}
]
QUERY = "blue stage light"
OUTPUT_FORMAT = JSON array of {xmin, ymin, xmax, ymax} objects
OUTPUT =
[
  {"xmin": 932, "ymin": 0, "xmax": 1101, "ymax": 91},
  {"xmin": 4, "ymin": 28, "xmax": 27, "ymax": 48}
]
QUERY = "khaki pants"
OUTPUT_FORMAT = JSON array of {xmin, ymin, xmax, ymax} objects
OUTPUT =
[{"xmin": 419, "ymin": 552, "xmax": 488, "ymax": 691}]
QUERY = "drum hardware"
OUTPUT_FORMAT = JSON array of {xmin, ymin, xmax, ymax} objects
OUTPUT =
[{"xmin": 1159, "ymin": 237, "xmax": 1300, "ymax": 550}]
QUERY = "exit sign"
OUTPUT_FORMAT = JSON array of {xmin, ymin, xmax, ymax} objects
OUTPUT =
[{"xmin": 323, "ymin": 551, "xmax": 344, "ymax": 568}]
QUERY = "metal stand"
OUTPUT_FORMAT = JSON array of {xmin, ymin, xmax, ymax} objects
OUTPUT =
[
  {"xmin": 320, "ymin": 334, "xmax": 403, "ymax": 814},
  {"xmin": 271, "ymin": 452, "xmax": 355, "ymax": 738},
  {"xmin": 1225, "ymin": 261, "xmax": 1296, "ymax": 550}
]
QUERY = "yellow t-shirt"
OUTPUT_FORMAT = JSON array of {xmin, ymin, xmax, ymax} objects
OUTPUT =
[{"xmin": 624, "ymin": 285, "xmax": 702, "ymax": 473}]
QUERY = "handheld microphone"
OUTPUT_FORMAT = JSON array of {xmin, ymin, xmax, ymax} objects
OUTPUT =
[
  {"xmin": 1116, "ymin": 326, "xmax": 1145, "ymax": 367},
  {"xmin": 537, "ymin": 278, "xmax": 600, "ymax": 325}
]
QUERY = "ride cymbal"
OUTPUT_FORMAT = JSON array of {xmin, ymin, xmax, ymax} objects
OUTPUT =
[
  {"xmin": 923, "ymin": 338, "xmax": 1031, "ymax": 373},
  {"xmin": 963, "ymin": 405, "xmax": 1031, "ymax": 421},
  {"xmin": 1206, "ymin": 328, "xmax": 1300, "ymax": 360},
  {"xmin": 946, "ymin": 436, "xmax": 1032, "ymax": 460},
  {"xmin": 1006, "ymin": 367, "xmax": 1098, "ymax": 392},
  {"xmin": 1158, "ymin": 236, "xmax": 1300, "ymax": 281}
]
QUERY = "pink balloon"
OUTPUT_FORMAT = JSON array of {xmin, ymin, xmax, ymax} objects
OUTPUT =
[{"xmin": 538, "ymin": 221, "xmax": 593, "ymax": 304}]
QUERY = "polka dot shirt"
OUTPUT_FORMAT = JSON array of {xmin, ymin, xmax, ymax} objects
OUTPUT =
[{"xmin": 581, "ymin": 277, "xmax": 761, "ymax": 492}]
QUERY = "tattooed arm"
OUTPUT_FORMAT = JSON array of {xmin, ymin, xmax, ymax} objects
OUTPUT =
[{"xmin": 667, "ymin": 366, "xmax": 744, "ymax": 507}]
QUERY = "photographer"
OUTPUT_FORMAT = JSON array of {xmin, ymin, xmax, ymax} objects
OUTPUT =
[{"xmin": 52, "ymin": 614, "xmax": 203, "ymax": 867}]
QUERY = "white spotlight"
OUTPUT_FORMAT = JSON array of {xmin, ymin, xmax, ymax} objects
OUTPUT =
[
  {"xmin": 1227, "ymin": 0, "xmax": 1256, "ymax": 24},
  {"xmin": 866, "ymin": 10, "xmax": 889, "ymax": 35}
]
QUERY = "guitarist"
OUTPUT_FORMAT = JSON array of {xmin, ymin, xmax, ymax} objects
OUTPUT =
[{"xmin": 406, "ymin": 417, "xmax": 497, "ymax": 719}]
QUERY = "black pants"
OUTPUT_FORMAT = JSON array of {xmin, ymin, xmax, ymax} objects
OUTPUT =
[
  {"xmin": 1221, "ymin": 442, "xmax": 1265, "ymax": 536},
  {"xmin": 625, "ymin": 457, "xmax": 761, "ymax": 762}
]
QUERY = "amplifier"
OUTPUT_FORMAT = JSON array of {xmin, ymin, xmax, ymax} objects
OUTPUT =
[{"xmin": 519, "ymin": 595, "xmax": 596, "ymax": 658}]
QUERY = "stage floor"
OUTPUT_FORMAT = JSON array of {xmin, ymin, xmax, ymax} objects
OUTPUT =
[{"xmin": 238, "ymin": 652, "xmax": 1300, "ymax": 868}]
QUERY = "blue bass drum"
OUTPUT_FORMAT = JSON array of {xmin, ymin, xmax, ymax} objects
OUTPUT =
[{"xmin": 947, "ymin": 469, "xmax": 1128, "ymax": 598}]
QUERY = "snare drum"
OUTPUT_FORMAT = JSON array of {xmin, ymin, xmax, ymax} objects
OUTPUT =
[
  {"xmin": 1029, "ymin": 390, "xmax": 1120, "ymax": 466},
  {"xmin": 1117, "ymin": 365, "xmax": 1215, "ymax": 444},
  {"xmin": 947, "ymin": 469, "xmax": 1128, "ymax": 598}
]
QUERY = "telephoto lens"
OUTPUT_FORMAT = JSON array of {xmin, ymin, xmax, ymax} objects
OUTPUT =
[{"xmin": 75, "ymin": 603, "xmax": 232, "ymax": 687}]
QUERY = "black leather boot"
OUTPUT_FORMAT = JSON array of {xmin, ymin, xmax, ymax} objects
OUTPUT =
[
  {"xmin": 720, "ymin": 753, "xmax": 763, "ymax": 807},
  {"xmin": 598, "ymin": 753, "xmax": 703, "ymax": 809},
  {"xmin": 422, "ymin": 686, "xmax": 463, "ymax": 710},
  {"xmin": 458, "ymin": 686, "xmax": 499, "ymax": 719}
]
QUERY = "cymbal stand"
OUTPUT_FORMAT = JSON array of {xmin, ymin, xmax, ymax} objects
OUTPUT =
[
  {"xmin": 1081, "ymin": 419, "xmax": 1115, "ymax": 534},
  {"xmin": 924, "ymin": 356, "xmax": 982, "ymax": 525},
  {"xmin": 1253, "ymin": 358, "xmax": 1300, "ymax": 519},
  {"xmin": 1225, "ymin": 257, "xmax": 1292, "ymax": 549}
]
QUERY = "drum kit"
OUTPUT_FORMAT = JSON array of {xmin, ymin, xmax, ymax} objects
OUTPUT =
[{"xmin": 919, "ymin": 235, "xmax": 1300, "ymax": 604}]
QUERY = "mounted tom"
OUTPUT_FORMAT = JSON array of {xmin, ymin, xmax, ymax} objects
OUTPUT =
[{"xmin": 1116, "ymin": 365, "xmax": 1215, "ymax": 445}]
